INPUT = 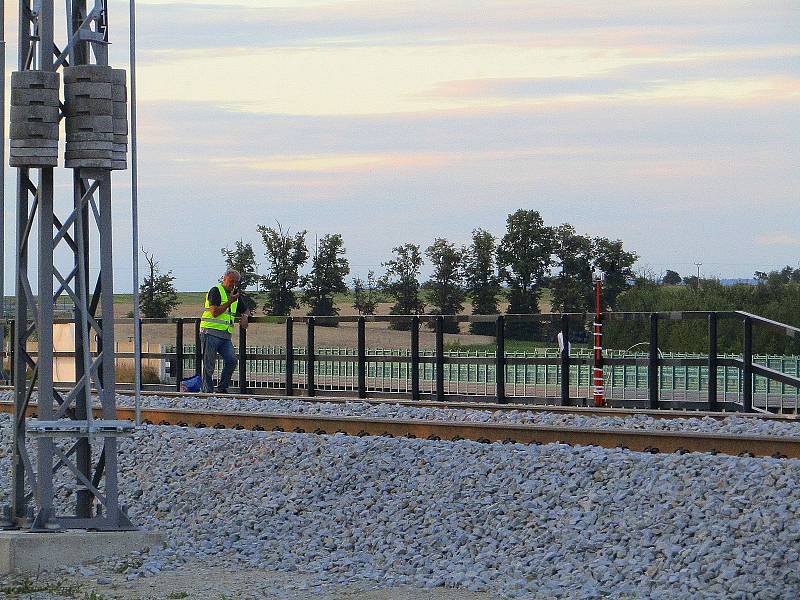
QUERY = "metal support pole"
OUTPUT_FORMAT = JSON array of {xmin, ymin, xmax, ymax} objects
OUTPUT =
[
  {"xmin": 743, "ymin": 316, "xmax": 753, "ymax": 412},
  {"xmin": 238, "ymin": 319, "xmax": 247, "ymax": 394},
  {"xmin": 648, "ymin": 313, "xmax": 659, "ymax": 409},
  {"xmin": 306, "ymin": 318, "xmax": 315, "ymax": 397},
  {"xmin": 175, "ymin": 319, "xmax": 183, "ymax": 391},
  {"xmin": 708, "ymin": 313, "xmax": 718, "ymax": 411},
  {"xmin": 130, "ymin": 0, "xmax": 142, "ymax": 430},
  {"xmin": 560, "ymin": 314, "xmax": 570, "ymax": 406},
  {"xmin": 410, "ymin": 316, "xmax": 420, "ymax": 401},
  {"xmin": 285, "ymin": 317, "xmax": 293, "ymax": 396},
  {"xmin": 496, "ymin": 316, "xmax": 506, "ymax": 404},
  {"xmin": 435, "ymin": 316, "xmax": 445, "ymax": 401},
  {"xmin": 11, "ymin": 170, "xmax": 28, "ymax": 522},
  {"xmin": 357, "ymin": 317, "xmax": 366, "ymax": 399}
]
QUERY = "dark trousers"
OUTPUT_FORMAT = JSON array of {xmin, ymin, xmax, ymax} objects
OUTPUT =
[{"xmin": 200, "ymin": 332, "xmax": 237, "ymax": 393}]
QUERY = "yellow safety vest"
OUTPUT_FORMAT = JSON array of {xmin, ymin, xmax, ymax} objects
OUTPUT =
[{"xmin": 200, "ymin": 284, "xmax": 238, "ymax": 334}]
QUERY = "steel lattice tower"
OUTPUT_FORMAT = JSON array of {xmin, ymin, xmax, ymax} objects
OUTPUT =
[{"xmin": 9, "ymin": 0, "xmax": 134, "ymax": 531}]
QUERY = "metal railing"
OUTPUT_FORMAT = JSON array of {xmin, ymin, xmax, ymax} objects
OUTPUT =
[{"xmin": 1, "ymin": 311, "xmax": 799, "ymax": 413}]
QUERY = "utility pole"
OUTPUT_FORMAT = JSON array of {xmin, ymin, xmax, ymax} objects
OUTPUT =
[
  {"xmin": 8, "ymin": 0, "xmax": 134, "ymax": 532},
  {"xmin": 694, "ymin": 262, "xmax": 702, "ymax": 290}
]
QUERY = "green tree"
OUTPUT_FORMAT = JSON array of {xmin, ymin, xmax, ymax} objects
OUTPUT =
[
  {"xmin": 301, "ymin": 234, "xmax": 350, "ymax": 319},
  {"xmin": 352, "ymin": 271, "xmax": 379, "ymax": 316},
  {"xmin": 221, "ymin": 240, "xmax": 259, "ymax": 291},
  {"xmin": 550, "ymin": 224, "xmax": 594, "ymax": 313},
  {"xmin": 610, "ymin": 275, "xmax": 800, "ymax": 354},
  {"xmin": 380, "ymin": 243, "xmax": 425, "ymax": 330},
  {"xmin": 662, "ymin": 269, "xmax": 682, "ymax": 286},
  {"xmin": 497, "ymin": 210, "xmax": 555, "ymax": 339},
  {"xmin": 257, "ymin": 223, "xmax": 308, "ymax": 316},
  {"xmin": 593, "ymin": 237, "xmax": 637, "ymax": 308},
  {"xmin": 464, "ymin": 229, "xmax": 501, "ymax": 335},
  {"xmin": 424, "ymin": 238, "xmax": 466, "ymax": 333},
  {"xmin": 139, "ymin": 249, "xmax": 180, "ymax": 318}
]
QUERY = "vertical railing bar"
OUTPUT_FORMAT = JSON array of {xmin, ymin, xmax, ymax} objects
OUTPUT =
[
  {"xmin": 194, "ymin": 318, "xmax": 201, "ymax": 376},
  {"xmin": 743, "ymin": 316, "xmax": 752, "ymax": 412},
  {"xmin": 411, "ymin": 316, "xmax": 420, "ymax": 400},
  {"xmin": 285, "ymin": 317, "xmax": 293, "ymax": 396},
  {"xmin": 648, "ymin": 313, "xmax": 659, "ymax": 409},
  {"xmin": 435, "ymin": 316, "xmax": 445, "ymax": 401},
  {"xmin": 307, "ymin": 317, "xmax": 315, "ymax": 397},
  {"xmin": 495, "ymin": 316, "xmax": 505, "ymax": 404},
  {"xmin": 708, "ymin": 312, "xmax": 718, "ymax": 411},
  {"xmin": 357, "ymin": 316, "xmax": 366, "ymax": 399},
  {"xmin": 175, "ymin": 318, "xmax": 183, "ymax": 391},
  {"xmin": 238, "ymin": 317, "xmax": 247, "ymax": 395}
]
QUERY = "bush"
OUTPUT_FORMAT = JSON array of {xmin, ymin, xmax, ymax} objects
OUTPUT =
[{"xmin": 609, "ymin": 279, "xmax": 800, "ymax": 354}]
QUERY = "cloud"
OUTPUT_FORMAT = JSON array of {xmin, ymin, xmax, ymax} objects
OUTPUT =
[{"xmin": 755, "ymin": 233, "xmax": 800, "ymax": 247}]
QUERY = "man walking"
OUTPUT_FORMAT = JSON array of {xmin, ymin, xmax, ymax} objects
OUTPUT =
[{"xmin": 200, "ymin": 269, "xmax": 250, "ymax": 393}]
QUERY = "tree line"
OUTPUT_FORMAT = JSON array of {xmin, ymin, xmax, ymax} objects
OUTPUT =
[
  {"xmin": 608, "ymin": 266, "xmax": 800, "ymax": 354},
  {"xmin": 138, "ymin": 209, "xmax": 637, "ymax": 340}
]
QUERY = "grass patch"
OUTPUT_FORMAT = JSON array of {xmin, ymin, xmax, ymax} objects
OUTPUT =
[
  {"xmin": 0, "ymin": 575, "xmax": 84, "ymax": 598},
  {"xmin": 115, "ymin": 363, "xmax": 161, "ymax": 384},
  {"xmin": 166, "ymin": 593, "xmax": 190, "ymax": 599},
  {"xmin": 114, "ymin": 555, "xmax": 144, "ymax": 574}
]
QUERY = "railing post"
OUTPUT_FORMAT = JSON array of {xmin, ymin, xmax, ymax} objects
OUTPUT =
[
  {"xmin": 648, "ymin": 313, "xmax": 659, "ymax": 409},
  {"xmin": 194, "ymin": 318, "xmax": 202, "ymax": 376},
  {"xmin": 708, "ymin": 313, "xmax": 718, "ymax": 411},
  {"xmin": 357, "ymin": 316, "xmax": 366, "ymax": 399},
  {"xmin": 560, "ymin": 314, "xmax": 570, "ymax": 406},
  {"xmin": 285, "ymin": 317, "xmax": 294, "ymax": 396},
  {"xmin": 743, "ymin": 316, "xmax": 753, "ymax": 412},
  {"xmin": 307, "ymin": 317, "xmax": 315, "ymax": 397},
  {"xmin": 435, "ymin": 316, "xmax": 445, "ymax": 401},
  {"xmin": 411, "ymin": 316, "xmax": 420, "ymax": 400},
  {"xmin": 238, "ymin": 318, "xmax": 248, "ymax": 395},
  {"xmin": 137, "ymin": 319, "xmax": 144, "ymax": 389},
  {"xmin": 8, "ymin": 320, "xmax": 14, "ymax": 385},
  {"xmin": 496, "ymin": 315, "xmax": 506, "ymax": 404},
  {"xmin": 175, "ymin": 318, "xmax": 183, "ymax": 391}
]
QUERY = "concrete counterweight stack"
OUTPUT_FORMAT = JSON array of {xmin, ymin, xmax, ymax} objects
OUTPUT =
[
  {"xmin": 64, "ymin": 66, "xmax": 128, "ymax": 171},
  {"xmin": 9, "ymin": 71, "xmax": 60, "ymax": 167}
]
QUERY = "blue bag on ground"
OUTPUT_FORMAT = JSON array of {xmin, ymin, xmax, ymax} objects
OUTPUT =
[{"xmin": 180, "ymin": 374, "xmax": 201, "ymax": 392}]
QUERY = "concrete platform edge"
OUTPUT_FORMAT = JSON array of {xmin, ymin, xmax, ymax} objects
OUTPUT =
[{"xmin": 0, "ymin": 529, "xmax": 164, "ymax": 575}]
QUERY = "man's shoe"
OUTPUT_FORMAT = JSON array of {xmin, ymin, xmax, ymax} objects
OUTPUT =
[{"xmin": 216, "ymin": 388, "xmax": 229, "ymax": 394}]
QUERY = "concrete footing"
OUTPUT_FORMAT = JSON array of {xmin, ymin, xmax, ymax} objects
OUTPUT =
[{"xmin": 0, "ymin": 529, "xmax": 164, "ymax": 575}]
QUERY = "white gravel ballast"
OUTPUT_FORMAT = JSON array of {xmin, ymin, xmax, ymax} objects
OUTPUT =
[{"xmin": 1, "ymin": 414, "xmax": 799, "ymax": 599}]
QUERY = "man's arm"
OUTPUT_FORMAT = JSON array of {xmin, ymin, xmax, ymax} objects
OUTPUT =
[{"xmin": 208, "ymin": 287, "xmax": 239, "ymax": 318}]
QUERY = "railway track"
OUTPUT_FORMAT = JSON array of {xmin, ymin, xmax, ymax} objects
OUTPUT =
[
  {"xmin": 2, "ymin": 401, "xmax": 798, "ymax": 459},
  {"xmin": 5, "ymin": 386, "xmax": 799, "ymax": 422},
  {"xmin": 109, "ymin": 388, "xmax": 800, "ymax": 421}
]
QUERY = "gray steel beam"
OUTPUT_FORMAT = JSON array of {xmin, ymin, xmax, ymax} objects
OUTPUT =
[{"xmin": 9, "ymin": 0, "xmax": 134, "ymax": 532}]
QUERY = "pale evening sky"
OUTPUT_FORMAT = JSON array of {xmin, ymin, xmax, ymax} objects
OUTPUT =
[{"xmin": 3, "ymin": 1, "xmax": 799, "ymax": 290}]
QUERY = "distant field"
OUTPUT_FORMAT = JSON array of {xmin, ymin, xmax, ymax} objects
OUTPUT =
[{"xmin": 108, "ymin": 289, "xmax": 555, "ymax": 351}]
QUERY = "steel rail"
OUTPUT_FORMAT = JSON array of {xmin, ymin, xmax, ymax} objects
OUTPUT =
[
  {"xmin": 1, "ymin": 402, "xmax": 798, "ymax": 458},
  {"xmin": 2, "ymin": 387, "xmax": 798, "ymax": 421}
]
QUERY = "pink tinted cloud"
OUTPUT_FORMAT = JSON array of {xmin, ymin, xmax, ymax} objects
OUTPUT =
[{"xmin": 755, "ymin": 232, "xmax": 800, "ymax": 247}]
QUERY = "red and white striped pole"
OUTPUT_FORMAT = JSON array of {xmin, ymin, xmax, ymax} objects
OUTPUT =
[{"xmin": 593, "ymin": 270, "xmax": 605, "ymax": 407}]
